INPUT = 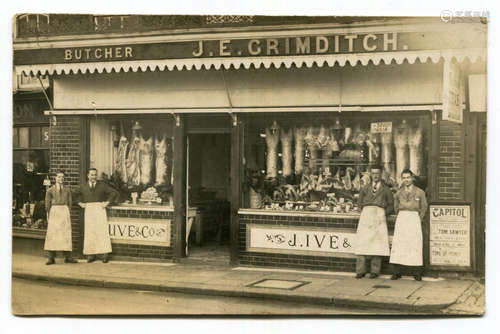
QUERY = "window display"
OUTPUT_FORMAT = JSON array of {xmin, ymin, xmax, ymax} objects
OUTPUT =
[
  {"xmin": 243, "ymin": 114, "xmax": 428, "ymax": 214},
  {"xmin": 91, "ymin": 117, "xmax": 174, "ymax": 206}
]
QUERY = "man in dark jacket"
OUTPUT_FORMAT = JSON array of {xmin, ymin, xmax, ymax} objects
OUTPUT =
[
  {"xmin": 354, "ymin": 165, "xmax": 394, "ymax": 279},
  {"xmin": 76, "ymin": 168, "xmax": 118, "ymax": 263}
]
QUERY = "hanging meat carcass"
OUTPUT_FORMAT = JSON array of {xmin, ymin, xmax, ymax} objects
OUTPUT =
[
  {"xmin": 139, "ymin": 135, "xmax": 153, "ymax": 185},
  {"xmin": 280, "ymin": 127, "xmax": 293, "ymax": 177},
  {"xmin": 323, "ymin": 126, "xmax": 339, "ymax": 170},
  {"xmin": 366, "ymin": 132, "xmax": 380, "ymax": 163},
  {"xmin": 343, "ymin": 126, "xmax": 352, "ymax": 145},
  {"xmin": 126, "ymin": 122, "xmax": 142, "ymax": 186},
  {"xmin": 408, "ymin": 121, "xmax": 424, "ymax": 177},
  {"xmin": 154, "ymin": 134, "xmax": 168, "ymax": 185},
  {"xmin": 265, "ymin": 121, "xmax": 280, "ymax": 178},
  {"xmin": 115, "ymin": 122, "xmax": 129, "ymax": 183},
  {"xmin": 394, "ymin": 120, "xmax": 410, "ymax": 186},
  {"xmin": 380, "ymin": 132, "xmax": 395, "ymax": 184},
  {"xmin": 294, "ymin": 127, "xmax": 307, "ymax": 175},
  {"xmin": 304, "ymin": 126, "xmax": 320, "ymax": 171}
]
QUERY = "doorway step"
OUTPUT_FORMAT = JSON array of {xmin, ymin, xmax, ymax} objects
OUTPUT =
[{"xmin": 179, "ymin": 242, "xmax": 230, "ymax": 266}]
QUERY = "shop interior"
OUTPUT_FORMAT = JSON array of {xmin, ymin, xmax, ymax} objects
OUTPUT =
[{"xmin": 187, "ymin": 133, "xmax": 231, "ymax": 262}]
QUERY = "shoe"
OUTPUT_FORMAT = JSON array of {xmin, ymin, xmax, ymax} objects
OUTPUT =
[
  {"xmin": 64, "ymin": 258, "xmax": 78, "ymax": 264},
  {"xmin": 390, "ymin": 274, "xmax": 401, "ymax": 280},
  {"xmin": 414, "ymin": 275, "xmax": 422, "ymax": 281},
  {"xmin": 45, "ymin": 258, "xmax": 55, "ymax": 265},
  {"xmin": 355, "ymin": 273, "xmax": 366, "ymax": 279},
  {"xmin": 369, "ymin": 273, "xmax": 379, "ymax": 279},
  {"xmin": 87, "ymin": 257, "xmax": 96, "ymax": 263},
  {"xmin": 102, "ymin": 258, "xmax": 109, "ymax": 263}
]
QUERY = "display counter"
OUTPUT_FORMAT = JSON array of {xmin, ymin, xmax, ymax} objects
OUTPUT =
[{"xmin": 238, "ymin": 208, "xmax": 396, "ymax": 272}]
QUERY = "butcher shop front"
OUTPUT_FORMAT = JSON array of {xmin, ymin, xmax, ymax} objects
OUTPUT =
[{"xmin": 14, "ymin": 17, "xmax": 486, "ymax": 276}]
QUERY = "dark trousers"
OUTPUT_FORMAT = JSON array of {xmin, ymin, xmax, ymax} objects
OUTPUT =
[
  {"xmin": 356, "ymin": 255, "xmax": 382, "ymax": 274},
  {"xmin": 392, "ymin": 263, "xmax": 423, "ymax": 276},
  {"xmin": 48, "ymin": 251, "xmax": 73, "ymax": 259}
]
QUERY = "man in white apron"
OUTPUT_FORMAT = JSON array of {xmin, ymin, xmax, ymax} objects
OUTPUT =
[
  {"xmin": 354, "ymin": 165, "xmax": 394, "ymax": 279},
  {"xmin": 44, "ymin": 171, "xmax": 77, "ymax": 265},
  {"xmin": 389, "ymin": 169, "xmax": 428, "ymax": 281},
  {"xmin": 77, "ymin": 168, "xmax": 118, "ymax": 263}
]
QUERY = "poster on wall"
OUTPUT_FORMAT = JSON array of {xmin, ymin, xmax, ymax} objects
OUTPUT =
[{"xmin": 429, "ymin": 203, "xmax": 471, "ymax": 268}]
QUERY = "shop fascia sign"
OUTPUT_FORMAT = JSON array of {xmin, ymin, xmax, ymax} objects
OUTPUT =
[
  {"xmin": 14, "ymin": 31, "xmax": 476, "ymax": 65},
  {"xmin": 61, "ymin": 33, "xmax": 399, "ymax": 62}
]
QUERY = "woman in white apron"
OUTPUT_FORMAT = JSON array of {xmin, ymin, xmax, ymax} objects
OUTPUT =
[
  {"xmin": 390, "ymin": 169, "xmax": 428, "ymax": 281},
  {"xmin": 44, "ymin": 171, "xmax": 77, "ymax": 265}
]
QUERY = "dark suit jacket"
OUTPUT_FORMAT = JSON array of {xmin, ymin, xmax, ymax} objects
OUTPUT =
[
  {"xmin": 358, "ymin": 182, "xmax": 394, "ymax": 216},
  {"xmin": 75, "ymin": 181, "xmax": 119, "ymax": 204}
]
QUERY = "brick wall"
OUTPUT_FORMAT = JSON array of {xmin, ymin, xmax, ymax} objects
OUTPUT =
[
  {"xmin": 49, "ymin": 116, "xmax": 84, "ymax": 254},
  {"xmin": 438, "ymin": 121, "xmax": 465, "ymax": 200},
  {"xmin": 238, "ymin": 213, "xmax": 396, "ymax": 272}
]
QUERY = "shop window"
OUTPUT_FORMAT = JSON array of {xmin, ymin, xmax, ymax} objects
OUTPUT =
[
  {"xmin": 13, "ymin": 127, "xmax": 19, "ymax": 148},
  {"xmin": 29, "ymin": 126, "xmax": 42, "ymax": 147},
  {"xmin": 19, "ymin": 127, "xmax": 29, "ymax": 148},
  {"xmin": 89, "ymin": 117, "xmax": 174, "ymax": 207},
  {"xmin": 242, "ymin": 114, "xmax": 429, "ymax": 213},
  {"xmin": 13, "ymin": 124, "xmax": 50, "ymax": 231}
]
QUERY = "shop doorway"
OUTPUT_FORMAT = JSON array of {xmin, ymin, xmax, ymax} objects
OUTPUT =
[{"xmin": 185, "ymin": 132, "xmax": 231, "ymax": 265}]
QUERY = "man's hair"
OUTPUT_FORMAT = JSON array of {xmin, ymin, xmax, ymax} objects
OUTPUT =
[
  {"xmin": 88, "ymin": 168, "xmax": 98, "ymax": 174},
  {"xmin": 401, "ymin": 168, "xmax": 414, "ymax": 177},
  {"xmin": 55, "ymin": 170, "xmax": 65, "ymax": 176}
]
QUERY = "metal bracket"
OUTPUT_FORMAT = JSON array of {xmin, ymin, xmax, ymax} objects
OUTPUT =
[
  {"xmin": 430, "ymin": 107, "xmax": 437, "ymax": 125},
  {"xmin": 229, "ymin": 112, "xmax": 237, "ymax": 127},
  {"xmin": 172, "ymin": 113, "xmax": 181, "ymax": 127}
]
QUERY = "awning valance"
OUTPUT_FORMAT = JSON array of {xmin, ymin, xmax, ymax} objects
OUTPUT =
[{"xmin": 16, "ymin": 48, "xmax": 485, "ymax": 76}]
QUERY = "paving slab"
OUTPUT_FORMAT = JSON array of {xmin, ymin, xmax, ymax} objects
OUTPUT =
[{"xmin": 11, "ymin": 252, "xmax": 479, "ymax": 313}]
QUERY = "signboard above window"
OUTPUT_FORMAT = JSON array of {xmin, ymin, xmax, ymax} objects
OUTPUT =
[
  {"xmin": 14, "ymin": 74, "xmax": 49, "ymax": 92},
  {"xmin": 442, "ymin": 59, "xmax": 464, "ymax": 123}
]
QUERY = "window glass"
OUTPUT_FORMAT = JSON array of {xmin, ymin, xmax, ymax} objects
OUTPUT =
[
  {"xmin": 13, "ymin": 128, "xmax": 19, "ymax": 148},
  {"xmin": 90, "ymin": 117, "xmax": 175, "ymax": 206},
  {"xmin": 19, "ymin": 127, "xmax": 29, "ymax": 148},
  {"xmin": 242, "ymin": 114, "xmax": 428, "ymax": 212},
  {"xmin": 30, "ymin": 126, "xmax": 41, "ymax": 147}
]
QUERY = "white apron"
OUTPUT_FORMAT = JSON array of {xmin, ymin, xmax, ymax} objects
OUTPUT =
[
  {"xmin": 354, "ymin": 206, "xmax": 390, "ymax": 256},
  {"xmin": 44, "ymin": 205, "xmax": 72, "ymax": 251},
  {"xmin": 83, "ymin": 202, "xmax": 112, "ymax": 255},
  {"xmin": 390, "ymin": 210, "xmax": 423, "ymax": 266}
]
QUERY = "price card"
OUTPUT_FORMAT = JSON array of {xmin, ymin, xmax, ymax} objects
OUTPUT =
[{"xmin": 370, "ymin": 122, "xmax": 392, "ymax": 133}]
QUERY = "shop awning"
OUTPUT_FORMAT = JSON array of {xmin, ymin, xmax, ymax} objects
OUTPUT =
[{"xmin": 16, "ymin": 48, "xmax": 485, "ymax": 76}]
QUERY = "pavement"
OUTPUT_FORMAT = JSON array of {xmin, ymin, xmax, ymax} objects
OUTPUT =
[{"xmin": 11, "ymin": 253, "xmax": 484, "ymax": 314}]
